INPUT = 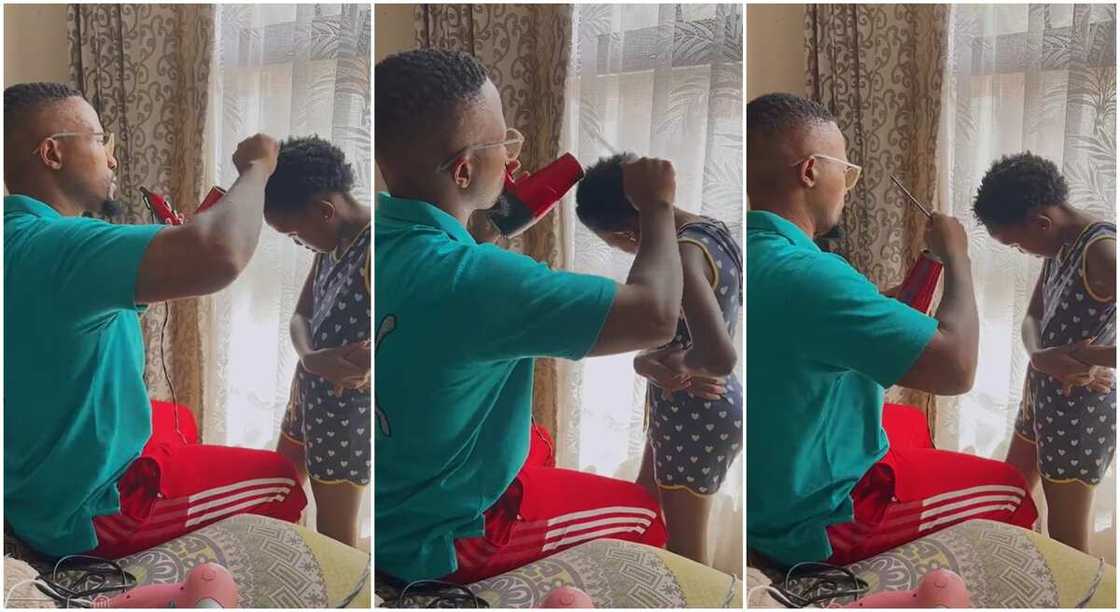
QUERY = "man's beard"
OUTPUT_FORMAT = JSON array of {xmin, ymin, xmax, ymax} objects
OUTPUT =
[
  {"xmin": 99, "ymin": 199, "xmax": 123, "ymax": 217},
  {"xmin": 81, "ymin": 199, "xmax": 123, "ymax": 220}
]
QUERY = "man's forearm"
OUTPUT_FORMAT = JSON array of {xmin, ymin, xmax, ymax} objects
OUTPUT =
[
  {"xmin": 193, "ymin": 163, "xmax": 270, "ymax": 267},
  {"xmin": 935, "ymin": 254, "xmax": 979, "ymax": 362},
  {"xmin": 626, "ymin": 204, "xmax": 683, "ymax": 324}
]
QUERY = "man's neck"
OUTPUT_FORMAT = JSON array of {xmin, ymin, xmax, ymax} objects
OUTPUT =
[
  {"xmin": 8, "ymin": 182, "xmax": 84, "ymax": 217},
  {"xmin": 749, "ymin": 195, "xmax": 819, "ymax": 238},
  {"xmin": 385, "ymin": 181, "xmax": 474, "ymax": 228}
]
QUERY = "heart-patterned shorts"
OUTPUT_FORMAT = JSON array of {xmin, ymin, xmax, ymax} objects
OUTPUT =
[
  {"xmin": 282, "ymin": 366, "xmax": 371, "ymax": 486},
  {"xmin": 1016, "ymin": 368, "xmax": 1116, "ymax": 486},
  {"xmin": 647, "ymin": 375, "xmax": 743, "ymax": 495}
]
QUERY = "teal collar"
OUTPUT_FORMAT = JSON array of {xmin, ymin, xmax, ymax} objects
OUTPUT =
[
  {"xmin": 376, "ymin": 192, "xmax": 476, "ymax": 245},
  {"xmin": 747, "ymin": 210, "xmax": 820, "ymax": 252},
  {"xmin": 5, "ymin": 194, "xmax": 62, "ymax": 219}
]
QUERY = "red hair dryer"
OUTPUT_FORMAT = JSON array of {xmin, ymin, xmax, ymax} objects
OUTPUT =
[
  {"xmin": 141, "ymin": 186, "xmax": 227, "ymax": 226},
  {"xmin": 897, "ymin": 250, "xmax": 943, "ymax": 313},
  {"xmin": 487, "ymin": 153, "xmax": 584, "ymax": 238}
]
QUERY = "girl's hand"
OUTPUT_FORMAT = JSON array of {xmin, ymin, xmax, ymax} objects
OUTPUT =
[
  {"xmin": 302, "ymin": 341, "xmax": 370, "ymax": 389},
  {"xmin": 657, "ymin": 349, "xmax": 728, "ymax": 400},
  {"xmin": 634, "ymin": 348, "xmax": 691, "ymax": 393},
  {"xmin": 1030, "ymin": 342, "xmax": 1093, "ymax": 385},
  {"xmin": 1060, "ymin": 366, "xmax": 1115, "ymax": 397},
  {"xmin": 684, "ymin": 376, "xmax": 727, "ymax": 401}
]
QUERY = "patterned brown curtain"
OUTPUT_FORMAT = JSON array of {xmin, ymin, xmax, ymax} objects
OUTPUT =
[
  {"xmin": 805, "ymin": 4, "xmax": 950, "ymax": 427},
  {"xmin": 68, "ymin": 4, "xmax": 214, "ymax": 421},
  {"xmin": 415, "ymin": 4, "xmax": 573, "ymax": 435}
]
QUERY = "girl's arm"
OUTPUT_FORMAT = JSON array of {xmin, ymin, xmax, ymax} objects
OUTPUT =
[
  {"xmin": 676, "ymin": 242, "xmax": 738, "ymax": 377},
  {"xmin": 290, "ymin": 258, "xmax": 318, "ymax": 360},
  {"xmin": 1070, "ymin": 344, "xmax": 1116, "ymax": 369},
  {"xmin": 1083, "ymin": 236, "xmax": 1116, "ymax": 303},
  {"xmin": 1022, "ymin": 271, "xmax": 1044, "ymax": 356},
  {"xmin": 1070, "ymin": 237, "xmax": 1116, "ymax": 368}
]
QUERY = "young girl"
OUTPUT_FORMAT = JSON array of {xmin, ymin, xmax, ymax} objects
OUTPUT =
[
  {"xmin": 264, "ymin": 136, "xmax": 372, "ymax": 547},
  {"xmin": 973, "ymin": 152, "xmax": 1115, "ymax": 554},
  {"xmin": 576, "ymin": 153, "xmax": 743, "ymax": 565}
]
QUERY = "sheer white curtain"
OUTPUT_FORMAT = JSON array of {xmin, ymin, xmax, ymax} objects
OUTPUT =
[
  {"xmin": 937, "ymin": 3, "xmax": 1116, "ymax": 561},
  {"xmin": 202, "ymin": 3, "xmax": 372, "ymax": 540},
  {"xmin": 559, "ymin": 3, "xmax": 744, "ymax": 575}
]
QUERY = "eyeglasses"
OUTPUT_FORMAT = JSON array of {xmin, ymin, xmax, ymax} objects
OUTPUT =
[
  {"xmin": 436, "ymin": 128, "xmax": 524, "ymax": 174},
  {"xmin": 791, "ymin": 153, "xmax": 862, "ymax": 191},
  {"xmin": 32, "ymin": 131, "xmax": 116, "ymax": 158}
]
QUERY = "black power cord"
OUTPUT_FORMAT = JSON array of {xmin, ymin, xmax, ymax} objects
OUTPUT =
[{"xmin": 379, "ymin": 580, "xmax": 489, "ymax": 608}]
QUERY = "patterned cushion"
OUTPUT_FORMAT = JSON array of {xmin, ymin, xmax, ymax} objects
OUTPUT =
[
  {"xmin": 5, "ymin": 515, "xmax": 370, "ymax": 608},
  {"xmin": 376, "ymin": 539, "xmax": 742, "ymax": 608},
  {"xmin": 752, "ymin": 519, "xmax": 1115, "ymax": 608}
]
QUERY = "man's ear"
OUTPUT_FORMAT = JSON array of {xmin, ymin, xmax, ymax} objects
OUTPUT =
[
  {"xmin": 797, "ymin": 157, "xmax": 817, "ymax": 188},
  {"xmin": 451, "ymin": 156, "xmax": 473, "ymax": 190},
  {"xmin": 39, "ymin": 139, "xmax": 64, "ymax": 171},
  {"xmin": 1036, "ymin": 212, "xmax": 1053, "ymax": 232}
]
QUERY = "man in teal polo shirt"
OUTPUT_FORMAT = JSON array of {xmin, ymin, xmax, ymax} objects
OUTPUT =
[
  {"xmin": 375, "ymin": 49, "xmax": 691, "ymax": 583},
  {"xmin": 4, "ymin": 82, "xmax": 306, "ymax": 558},
  {"xmin": 745, "ymin": 93, "xmax": 1037, "ymax": 567}
]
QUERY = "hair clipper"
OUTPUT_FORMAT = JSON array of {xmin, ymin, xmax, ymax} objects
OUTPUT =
[{"xmin": 141, "ymin": 186, "xmax": 227, "ymax": 226}]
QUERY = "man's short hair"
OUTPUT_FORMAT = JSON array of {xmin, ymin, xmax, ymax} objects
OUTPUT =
[
  {"xmin": 575, "ymin": 152, "xmax": 639, "ymax": 233},
  {"xmin": 4, "ymin": 82, "xmax": 83, "ymax": 140},
  {"xmin": 374, "ymin": 49, "xmax": 489, "ymax": 161},
  {"xmin": 746, "ymin": 92, "xmax": 835, "ymax": 146},
  {"xmin": 973, "ymin": 152, "xmax": 1068, "ymax": 228},
  {"xmin": 264, "ymin": 136, "xmax": 355, "ymax": 214}
]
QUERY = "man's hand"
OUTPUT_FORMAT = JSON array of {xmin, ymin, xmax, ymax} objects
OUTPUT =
[
  {"xmin": 925, "ymin": 212, "xmax": 969, "ymax": 262},
  {"xmin": 232, "ymin": 133, "xmax": 280, "ymax": 176},
  {"xmin": 622, "ymin": 157, "xmax": 676, "ymax": 213},
  {"xmin": 302, "ymin": 341, "xmax": 370, "ymax": 389},
  {"xmin": 882, "ymin": 282, "xmax": 904, "ymax": 298}
]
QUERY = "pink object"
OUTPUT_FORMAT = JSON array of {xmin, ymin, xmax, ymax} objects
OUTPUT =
[
  {"xmin": 541, "ymin": 585, "xmax": 594, "ymax": 608},
  {"xmin": 838, "ymin": 569, "xmax": 971, "ymax": 608},
  {"xmin": 93, "ymin": 562, "xmax": 239, "ymax": 608}
]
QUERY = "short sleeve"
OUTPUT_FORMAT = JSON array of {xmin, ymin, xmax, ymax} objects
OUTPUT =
[
  {"xmin": 786, "ymin": 251, "xmax": 938, "ymax": 387},
  {"xmin": 454, "ymin": 246, "xmax": 617, "ymax": 362},
  {"xmin": 34, "ymin": 218, "xmax": 163, "ymax": 323}
]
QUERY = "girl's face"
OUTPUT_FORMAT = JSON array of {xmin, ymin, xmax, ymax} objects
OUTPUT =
[
  {"xmin": 265, "ymin": 199, "xmax": 341, "ymax": 253},
  {"xmin": 987, "ymin": 211, "xmax": 1063, "ymax": 258},
  {"xmin": 594, "ymin": 228, "xmax": 640, "ymax": 254}
]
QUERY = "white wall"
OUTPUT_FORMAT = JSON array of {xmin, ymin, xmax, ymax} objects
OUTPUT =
[
  {"xmin": 4, "ymin": 4, "xmax": 70, "ymax": 87},
  {"xmin": 374, "ymin": 4, "xmax": 418, "ymax": 192},
  {"xmin": 746, "ymin": 4, "xmax": 805, "ymax": 100}
]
